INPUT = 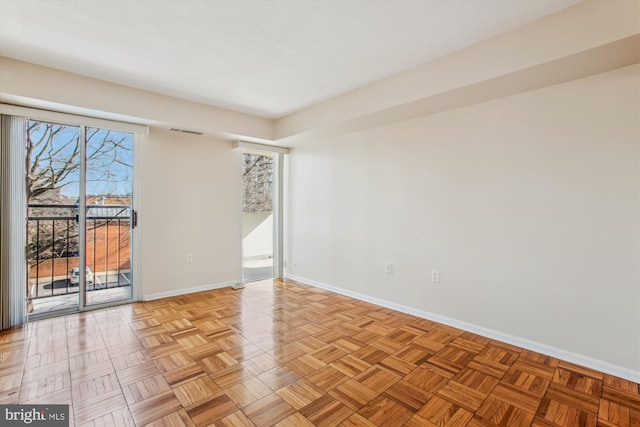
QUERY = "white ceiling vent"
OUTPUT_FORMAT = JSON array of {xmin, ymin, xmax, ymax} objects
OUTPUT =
[{"xmin": 169, "ymin": 128, "xmax": 204, "ymax": 136}]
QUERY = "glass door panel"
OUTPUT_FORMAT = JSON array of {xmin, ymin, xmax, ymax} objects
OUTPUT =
[
  {"xmin": 26, "ymin": 120, "xmax": 81, "ymax": 314},
  {"xmin": 85, "ymin": 127, "xmax": 134, "ymax": 305}
]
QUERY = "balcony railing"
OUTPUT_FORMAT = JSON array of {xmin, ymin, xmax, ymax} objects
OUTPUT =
[{"xmin": 27, "ymin": 204, "xmax": 132, "ymax": 303}]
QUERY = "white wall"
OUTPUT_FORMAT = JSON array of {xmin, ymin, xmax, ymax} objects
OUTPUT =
[
  {"xmin": 243, "ymin": 212, "xmax": 273, "ymax": 259},
  {"xmin": 140, "ymin": 128, "xmax": 241, "ymax": 296},
  {"xmin": 286, "ymin": 65, "xmax": 640, "ymax": 373}
]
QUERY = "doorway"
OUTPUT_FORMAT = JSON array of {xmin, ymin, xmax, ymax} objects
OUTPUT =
[
  {"xmin": 242, "ymin": 149, "xmax": 279, "ymax": 282},
  {"xmin": 25, "ymin": 119, "xmax": 137, "ymax": 316}
]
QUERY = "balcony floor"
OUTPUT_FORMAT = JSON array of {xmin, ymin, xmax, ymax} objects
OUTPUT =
[
  {"xmin": 242, "ymin": 257, "xmax": 274, "ymax": 282},
  {"xmin": 29, "ymin": 270, "xmax": 132, "ymax": 315},
  {"xmin": 30, "ymin": 287, "xmax": 132, "ymax": 315}
]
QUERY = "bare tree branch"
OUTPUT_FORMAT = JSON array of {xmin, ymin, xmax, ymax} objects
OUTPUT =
[{"xmin": 243, "ymin": 153, "xmax": 273, "ymax": 212}]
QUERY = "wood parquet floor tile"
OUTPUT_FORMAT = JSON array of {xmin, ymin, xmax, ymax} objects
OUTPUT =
[{"xmin": 0, "ymin": 278, "xmax": 638, "ymax": 426}]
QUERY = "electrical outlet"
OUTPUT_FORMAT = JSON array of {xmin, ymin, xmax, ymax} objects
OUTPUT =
[
  {"xmin": 431, "ymin": 269, "xmax": 439, "ymax": 283},
  {"xmin": 386, "ymin": 263, "xmax": 393, "ymax": 274},
  {"xmin": 186, "ymin": 253, "xmax": 193, "ymax": 264}
]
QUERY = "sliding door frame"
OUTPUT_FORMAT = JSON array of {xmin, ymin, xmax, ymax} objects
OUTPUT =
[
  {"xmin": 0, "ymin": 104, "xmax": 147, "ymax": 319},
  {"xmin": 78, "ymin": 125, "xmax": 87, "ymax": 310},
  {"xmin": 235, "ymin": 141, "xmax": 288, "ymax": 283},
  {"xmin": 272, "ymin": 152, "xmax": 284, "ymax": 279}
]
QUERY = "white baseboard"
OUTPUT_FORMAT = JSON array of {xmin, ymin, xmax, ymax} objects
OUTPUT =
[
  {"xmin": 285, "ymin": 274, "xmax": 640, "ymax": 383},
  {"xmin": 143, "ymin": 280, "xmax": 239, "ymax": 301}
]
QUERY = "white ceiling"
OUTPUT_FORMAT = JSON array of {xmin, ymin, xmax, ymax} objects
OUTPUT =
[{"xmin": 0, "ymin": 0, "xmax": 580, "ymax": 119}]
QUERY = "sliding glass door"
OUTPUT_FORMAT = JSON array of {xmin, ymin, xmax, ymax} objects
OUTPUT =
[{"xmin": 26, "ymin": 119, "xmax": 136, "ymax": 316}]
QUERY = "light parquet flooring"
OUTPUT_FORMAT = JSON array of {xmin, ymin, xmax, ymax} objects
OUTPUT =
[{"xmin": 0, "ymin": 278, "xmax": 638, "ymax": 426}]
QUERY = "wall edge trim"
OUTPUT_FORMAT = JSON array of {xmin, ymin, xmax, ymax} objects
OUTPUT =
[
  {"xmin": 285, "ymin": 273, "xmax": 640, "ymax": 383},
  {"xmin": 142, "ymin": 280, "xmax": 239, "ymax": 301}
]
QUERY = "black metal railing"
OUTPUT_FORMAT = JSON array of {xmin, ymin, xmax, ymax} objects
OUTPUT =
[{"xmin": 27, "ymin": 204, "xmax": 132, "ymax": 300}]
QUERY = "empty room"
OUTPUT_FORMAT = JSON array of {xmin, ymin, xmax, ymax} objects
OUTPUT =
[{"xmin": 0, "ymin": 0, "xmax": 638, "ymax": 426}]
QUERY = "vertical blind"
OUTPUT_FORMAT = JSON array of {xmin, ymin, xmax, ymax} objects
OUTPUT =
[{"xmin": 0, "ymin": 114, "xmax": 27, "ymax": 329}]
